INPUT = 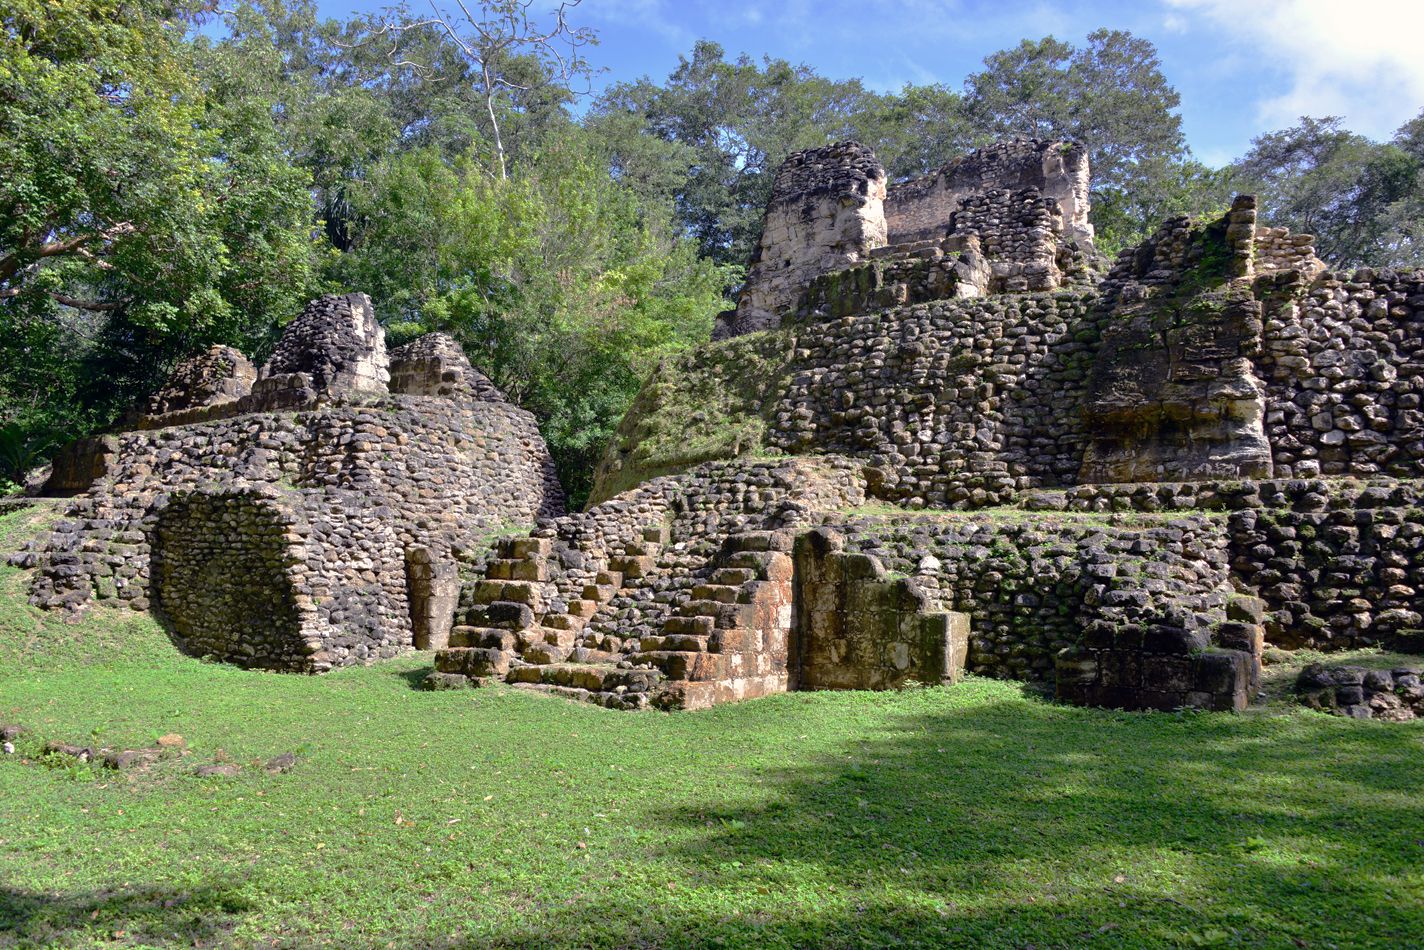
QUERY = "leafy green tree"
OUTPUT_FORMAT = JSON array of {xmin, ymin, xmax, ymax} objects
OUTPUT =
[
  {"xmin": 1229, "ymin": 116, "xmax": 1423, "ymax": 268},
  {"xmin": 363, "ymin": 0, "xmax": 598, "ymax": 181},
  {"xmin": 592, "ymin": 40, "xmax": 876, "ymax": 266},
  {"xmin": 333, "ymin": 135, "xmax": 730, "ymax": 506},
  {"xmin": 0, "ymin": 0, "xmax": 316, "ymax": 438},
  {"xmin": 844, "ymin": 83, "xmax": 973, "ymax": 181}
]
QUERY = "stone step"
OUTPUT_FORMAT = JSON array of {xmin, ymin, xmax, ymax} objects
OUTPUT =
[
  {"xmin": 637, "ymin": 633, "xmax": 709, "ymax": 653},
  {"xmin": 662, "ymin": 615, "xmax": 714, "ymax": 637},
  {"xmin": 595, "ymin": 570, "xmax": 623, "ymax": 588},
  {"xmin": 624, "ymin": 539, "xmax": 661, "ymax": 557},
  {"xmin": 486, "ymin": 558, "xmax": 548, "ymax": 582},
  {"xmin": 540, "ymin": 627, "xmax": 579, "ymax": 649},
  {"xmin": 639, "ymin": 650, "xmax": 729, "ymax": 682},
  {"xmin": 567, "ymin": 599, "xmax": 599, "ymax": 619},
  {"xmin": 691, "ymin": 583, "xmax": 739, "ymax": 604},
  {"xmin": 522, "ymin": 643, "xmax": 570, "ymax": 665},
  {"xmin": 677, "ymin": 600, "xmax": 756, "ymax": 628},
  {"xmin": 583, "ymin": 583, "xmax": 617, "ymax": 603},
  {"xmin": 543, "ymin": 612, "xmax": 585, "ymax": 632},
  {"xmin": 463, "ymin": 600, "xmax": 536, "ymax": 630},
  {"xmin": 710, "ymin": 567, "xmax": 757, "ymax": 586},
  {"xmin": 467, "ymin": 580, "xmax": 543, "ymax": 611},
  {"xmin": 509, "ymin": 537, "xmax": 551, "ymax": 559},
  {"xmin": 609, "ymin": 555, "xmax": 654, "ymax": 579},
  {"xmin": 642, "ymin": 525, "xmax": 670, "ymax": 544},
  {"xmin": 506, "ymin": 681, "xmax": 652, "ymax": 711},
  {"xmin": 506, "ymin": 662, "xmax": 663, "ymax": 693},
  {"xmin": 449, "ymin": 626, "xmax": 518, "ymax": 650},
  {"xmin": 435, "ymin": 646, "xmax": 513, "ymax": 677}
]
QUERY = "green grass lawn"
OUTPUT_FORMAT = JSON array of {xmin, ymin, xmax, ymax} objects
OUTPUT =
[{"xmin": 1, "ymin": 506, "xmax": 1422, "ymax": 949}]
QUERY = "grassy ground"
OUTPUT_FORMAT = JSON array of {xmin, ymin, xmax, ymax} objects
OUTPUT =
[{"xmin": 1, "ymin": 505, "xmax": 1422, "ymax": 949}]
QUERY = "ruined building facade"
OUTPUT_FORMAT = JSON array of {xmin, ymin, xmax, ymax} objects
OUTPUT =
[{"xmin": 12, "ymin": 140, "xmax": 1424, "ymax": 721}]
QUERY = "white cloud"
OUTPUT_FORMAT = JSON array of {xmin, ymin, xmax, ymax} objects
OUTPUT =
[{"xmin": 1165, "ymin": 0, "xmax": 1424, "ymax": 140}]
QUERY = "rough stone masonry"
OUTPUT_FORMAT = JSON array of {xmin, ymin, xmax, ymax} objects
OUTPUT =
[{"xmin": 12, "ymin": 137, "xmax": 1424, "ymax": 720}]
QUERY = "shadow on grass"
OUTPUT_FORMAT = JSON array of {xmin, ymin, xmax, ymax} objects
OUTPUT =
[
  {"xmin": 393, "ymin": 663, "xmax": 435, "ymax": 691},
  {"xmin": 0, "ymin": 881, "xmax": 252, "ymax": 949},
  {"xmin": 449, "ymin": 698, "xmax": 1424, "ymax": 949}
]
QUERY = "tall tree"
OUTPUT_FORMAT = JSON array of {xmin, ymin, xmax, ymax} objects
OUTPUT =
[
  {"xmin": 0, "ymin": 0, "xmax": 315, "ymax": 436},
  {"xmin": 1229, "ymin": 116, "xmax": 1423, "ymax": 268},
  {"xmin": 362, "ymin": 0, "xmax": 598, "ymax": 180},
  {"xmin": 592, "ymin": 40, "xmax": 876, "ymax": 266}
]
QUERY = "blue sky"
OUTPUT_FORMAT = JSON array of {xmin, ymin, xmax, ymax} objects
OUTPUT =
[{"xmin": 297, "ymin": 0, "xmax": 1423, "ymax": 168}]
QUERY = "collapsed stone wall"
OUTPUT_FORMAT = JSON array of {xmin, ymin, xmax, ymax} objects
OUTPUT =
[
  {"xmin": 261, "ymin": 292, "xmax": 389, "ymax": 395},
  {"xmin": 884, "ymin": 139, "xmax": 1093, "ymax": 249},
  {"xmin": 144, "ymin": 346, "xmax": 256, "ymax": 416},
  {"xmin": 387, "ymin": 332, "xmax": 508, "ymax": 402},
  {"xmin": 715, "ymin": 142, "xmax": 888, "ymax": 340},
  {"xmin": 16, "ymin": 297, "xmax": 565, "ymax": 672}
]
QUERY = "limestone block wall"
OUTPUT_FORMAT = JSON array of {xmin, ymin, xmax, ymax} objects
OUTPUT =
[
  {"xmin": 148, "ymin": 486, "xmax": 412, "ymax": 671},
  {"xmin": 1255, "ymin": 226, "xmax": 1324, "ymax": 276},
  {"xmin": 815, "ymin": 511, "xmax": 1232, "ymax": 681},
  {"xmin": 1223, "ymin": 479, "xmax": 1424, "ymax": 651},
  {"xmin": 947, "ymin": 187, "xmax": 1068, "ymax": 293},
  {"xmin": 765, "ymin": 293, "xmax": 1106, "ymax": 506},
  {"xmin": 885, "ymin": 139, "xmax": 1092, "ymax": 249},
  {"xmin": 716, "ymin": 142, "xmax": 887, "ymax": 340},
  {"xmin": 1255, "ymin": 267, "xmax": 1424, "ymax": 479},
  {"xmin": 791, "ymin": 527, "xmax": 967, "ymax": 690},
  {"xmin": 150, "ymin": 489, "xmax": 309, "ymax": 668},
  {"xmin": 1298, "ymin": 663, "xmax": 1424, "ymax": 720},
  {"xmin": 19, "ymin": 394, "xmax": 562, "ymax": 667}
]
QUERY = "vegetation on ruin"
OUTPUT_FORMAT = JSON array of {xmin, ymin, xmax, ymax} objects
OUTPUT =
[
  {"xmin": 0, "ymin": 502, "xmax": 1420, "ymax": 949},
  {"xmin": 4, "ymin": 1, "xmax": 1423, "ymax": 506},
  {"xmin": 589, "ymin": 331, "xmax": 798, "ymax": 504}
]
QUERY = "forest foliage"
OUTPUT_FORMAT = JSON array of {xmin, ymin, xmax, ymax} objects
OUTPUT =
[{"xmin": 3, "ymin": 0, "xmax": 1422, "ymax": 505}]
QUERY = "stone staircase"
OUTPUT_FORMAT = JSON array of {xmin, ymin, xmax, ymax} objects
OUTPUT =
[{"xmin": 425, "ymin": 529, "xmax": 795, "ymax": 711}]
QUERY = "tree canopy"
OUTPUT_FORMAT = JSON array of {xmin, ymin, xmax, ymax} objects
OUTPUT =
[{"xmin": 2, "ymin": 2, "xmax": 1421, "ymax": 502}]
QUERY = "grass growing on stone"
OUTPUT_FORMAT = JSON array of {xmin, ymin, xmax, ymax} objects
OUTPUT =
[
  {"xmin": 2, "ymin": 521, "xmax": 1423, "ymax": 948},
  {"xmin": 589, "ymin": 332, "xmax": 798, "ymax": 505}
]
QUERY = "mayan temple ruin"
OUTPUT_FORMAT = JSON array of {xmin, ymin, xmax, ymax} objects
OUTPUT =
[{"xmin": 13, "ymin": 137, "xmax": 1424, "ymax": 721}]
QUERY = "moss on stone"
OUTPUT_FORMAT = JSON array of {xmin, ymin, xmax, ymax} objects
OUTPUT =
[{"xmin": 587, "ymin": 330, "xmax": 800, "ymax": 506}]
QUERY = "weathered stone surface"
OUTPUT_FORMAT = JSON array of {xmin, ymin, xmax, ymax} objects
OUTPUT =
[
  {"xmin": 388, "ymin": 332, "xmax": 507, "ymax": 402},
  {"xmin": 886, "ymin": 138, "xmax": 1093, "ymax": 250},
  {"xmin": 1081, "ymin": 286, "xmax": 1272, "ymax": 482},
  {"xmin": 261, "ymin": 292, "xmax": 389, "ymax": 396},
  {"xmin": 145, "ymin": 346, "xmax": 256, "ymax": 415},
  {"xmin": 715, "ymin": 141, "xmax": 888, "ymax": 339}
]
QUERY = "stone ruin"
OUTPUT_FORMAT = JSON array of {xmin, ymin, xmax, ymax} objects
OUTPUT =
[
  {"xmin": 19, "ymin": 293, "xmax": 562, "ymax": 671},
  {"xmin": 11, "ymin": 138, "xmax": 1424, "ymax": 720},
  {"xmin": 714, "ymin": 138, "xmax": 1096, "ymax": 340}
]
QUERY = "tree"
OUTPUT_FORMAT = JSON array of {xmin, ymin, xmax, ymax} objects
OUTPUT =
[
  {"xmin": 363, "ymin": 0, "xmax": 598, "ymax": 180},
  {"xmin": 592, "ymin": 40, "xmax": 876, "ymax": 266},
  {"xmin": 0, "ymin": 0, "xmax": 317, "ymax": 437},
  {"xmin": 331, "ymin": 133, "xmax": 731, "ymax": 506},
  {"xmin": 1228, "ymin": 116, "xmax": 1423, "ymax": 268}
]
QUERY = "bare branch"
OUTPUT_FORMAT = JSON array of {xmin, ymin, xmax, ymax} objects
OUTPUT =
[{"xmin": 354, "ymin": 0, "xmax": 602, "ymax": 180}]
